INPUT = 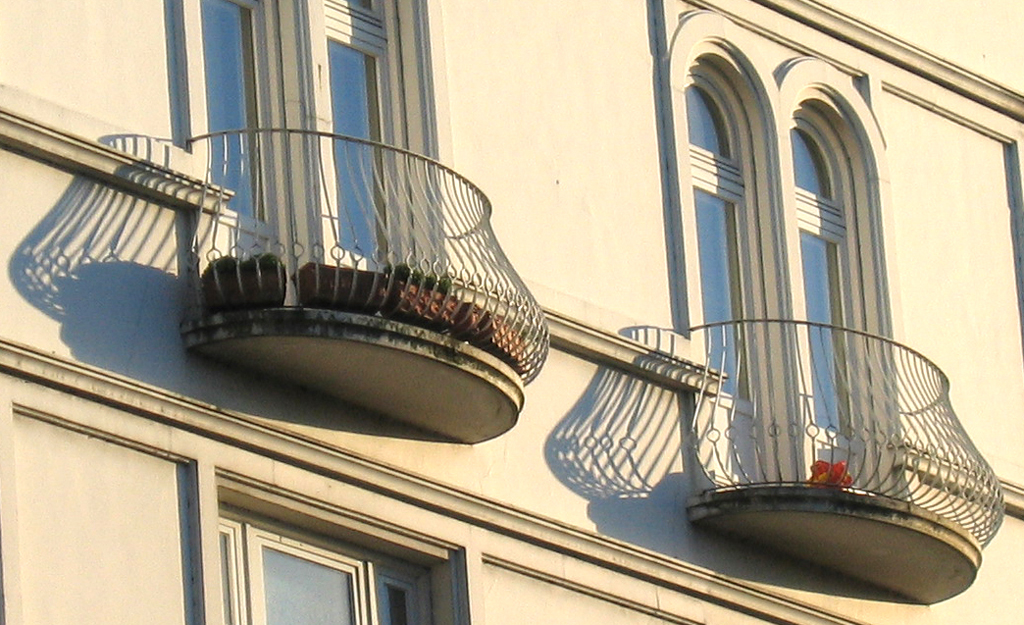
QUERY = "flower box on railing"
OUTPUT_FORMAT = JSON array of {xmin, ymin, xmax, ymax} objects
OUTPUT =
[
  {"xmin": 294, "ymin": 261, "xmax": 528, "ymax": 373},
  {"xmin": 296, "ymin": 262, "xmax": 393, "ymax": 312},
  {"xmin": 202, "ymin": 254, "xmax": 287, "ymax": 312}
]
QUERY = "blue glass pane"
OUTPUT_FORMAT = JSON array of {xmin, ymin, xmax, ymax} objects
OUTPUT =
[
  {"xmin": 801, "ymin": 232, "xmax": 841, "ymax": 427},
  {"xmin": 686, "ymin": 88, "xmax": 729, "ymax": 157},
  {"xmin": 329, "ymin": 42, "xmax": 379, "ymax": 259},
  {"xmin": 263, "ymin": 547, "xmax": 355, "ymax": 625},
  {"xmin": 696, "ymin": 191, "xmax": 741, "ymax": 394},
  {"xmin": 201, "ymin": 0, "xmax": 255, "ymax": 217},
  {"xmin": 792, "ymin": 129, "xmax": 831, "ymax": 198}
]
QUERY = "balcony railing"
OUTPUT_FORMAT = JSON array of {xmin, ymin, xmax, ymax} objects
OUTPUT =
[
  {"xmin": 184, "ymin": 129, "xmax": 549, "ymax": 383},
  {"xmin": 688, "ymin": 320, "xmax": 1003, "ymax": 601}
]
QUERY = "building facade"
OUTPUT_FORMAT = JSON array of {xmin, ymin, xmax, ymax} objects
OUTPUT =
[{"xmin": 0, "ymin": 1, "xmax": 1022, "ymax": 624}]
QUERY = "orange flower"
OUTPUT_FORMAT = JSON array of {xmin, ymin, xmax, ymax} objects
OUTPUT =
[
  {"xmin": 809, "ymin": 460, "xmax": 831, "ymax": 483},
  {"xmin": 808, "ymin": 460, "xmax": 852, "ymax": 487}
]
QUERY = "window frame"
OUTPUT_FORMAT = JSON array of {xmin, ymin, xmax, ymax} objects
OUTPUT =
[{"xmin": 219, "ymin": 515, "xmax": 432, "ymax": 625}]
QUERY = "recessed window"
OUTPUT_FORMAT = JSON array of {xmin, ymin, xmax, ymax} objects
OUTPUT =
[
  {"xmin": 685, "ymin": 80, "xmax": 754, "ymax": 397},
  {"xmin": 219, "ymin": 519, "xmax": 429, "ymax": 625},
  {"xmin": 686, "ymin": 87, "xmax": 730, "ymax": 157},
  {"xmin": 195, "ymin": 0, "xmax": 430, "ymax": 248}
]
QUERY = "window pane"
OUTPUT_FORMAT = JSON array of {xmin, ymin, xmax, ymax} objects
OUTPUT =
[
  {"xmin": 329, "ymin": 42, "xmax": 382, "ymax": 260},
  {"xmin": 696, "ymin": 191, "xmax": 742, "ymax": 394},
  {"xmin": 686, "ymin": 87, "xmax": 729, "ymax": 157},
  {"xmin": 695, "ymin": 191, "xmax": 740, "ymax": 325},
  {"xmin": 800, "ymin": 232, "xmax": 840, "ymax": 326},
  {"xmin": 201, "ymin": 0, "xmax": 256, "ymax": 217},
  {"xmin": 263, "ymin": 547, "xmax": 356, "ymax": 625},
  {"xmin": 792, "ymin": 129, "xmax": 831, "ymax": 198},
  {"xmin": 219, "ymin": 532, "xmax": 236, "ymax": 625},
  {"xmin": 329, "ymin": 42, "xmax": 380, "ymax": 141},
  {"xmin": 801, "ymin": 232, "xmax": 843, "ymax": 428}
]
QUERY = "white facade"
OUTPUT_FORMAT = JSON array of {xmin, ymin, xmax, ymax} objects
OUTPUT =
[{"xmin": 0, "ymin": 0, "xmax": 1022, "ymax": 624}]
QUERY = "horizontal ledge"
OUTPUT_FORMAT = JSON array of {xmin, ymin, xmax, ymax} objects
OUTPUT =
[
  {"xmin": 688, "ymin": 485, "xmax": 981, "ymax": 603},
  {"xmin": 545, "ymin": 309, "xmax": 707, "ymax": 391},
  {"xmin": 0, "ymin": 105, "xmax": 213, "ymax": 212},
  {"xmin": 182, "ymin": 308, "xmax": 524, "ymax": 443}
]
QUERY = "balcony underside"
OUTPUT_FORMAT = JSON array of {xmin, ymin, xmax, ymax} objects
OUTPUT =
[
  {"xmin": 688, "ymin": 485, "xmax": 981, "ymax": 603},
  {"xmin": 181, "ymin": 308, "xmax": 525, "ymax": 443}
]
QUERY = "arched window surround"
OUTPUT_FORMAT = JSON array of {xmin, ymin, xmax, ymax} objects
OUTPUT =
[
  {"xmin": 673, "ymin": 34, "xmax": 786, "ymax": 330},
  {"xmin": 777, "ymin": 58, "xmax": 893, "ymax": 337}
]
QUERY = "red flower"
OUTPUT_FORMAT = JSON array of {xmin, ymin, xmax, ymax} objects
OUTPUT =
[{"xmin": 808, "ymin": 460, "xmax": 852, "ymax": 487}]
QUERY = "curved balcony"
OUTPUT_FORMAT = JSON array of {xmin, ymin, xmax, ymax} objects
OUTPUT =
[
  {"xmin": 180, "ymin": 129, "xmax": 549, "ymax": 443},
  {"xmin": 688, "ymin": 320, "xmax": 1003, "ymax": 603}
]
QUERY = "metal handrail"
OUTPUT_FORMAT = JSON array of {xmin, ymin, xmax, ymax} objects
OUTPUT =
[
  {"xmin": 185, "ymin": 129, "xmax": 549, "ymax": 382},
  {"xmin": 690, "ymin": 319, "xmax": 1003, "ymax": 546}
]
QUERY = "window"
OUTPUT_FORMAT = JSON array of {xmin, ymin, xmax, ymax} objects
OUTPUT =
[
  {"xmin": 219, "ymin": 519, "xmax": 429, "ymax": 625},
  {"xmin": 686, "ymin": 84, "xmax": 745, "ymax": 395},
  {"xmin": 791, "ymin": 126, "xmax": 847, "ymax": 430},
  {"xmin": 195, "ymin": 0, "xmax": 432, "ymax": 260}
]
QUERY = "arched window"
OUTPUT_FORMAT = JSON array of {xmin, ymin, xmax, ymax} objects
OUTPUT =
[
  {"xmin": 792, "ymin": 126, "xmax": 844, "ymax": 329},
  {"xmin": 686, "ymin": 84, "xmax": 744, "ymax": 330},
  {"xmin": 791, "ymin": 124, "xmax": 847, "ymax": 430}
]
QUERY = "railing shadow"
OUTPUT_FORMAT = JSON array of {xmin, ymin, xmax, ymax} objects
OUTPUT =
[
  {"xmin": 9, "ymin": 135, "xmax": 186, "ymax": 381},
  {"xmin": 543, "ymin": 324, "xmax": 910, "ymax": 600},
  {"xmin": 7, "ymin": 134, "xmax": 488, "ymax": 440}
]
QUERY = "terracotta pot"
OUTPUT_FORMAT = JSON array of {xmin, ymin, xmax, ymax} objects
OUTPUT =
[
  {"xmin": 296, "ymin": 263, "xmax": 395, "ymax": 312},
  {"xmin": 202, "ymin": 263, "xmax": 286, "ymax": 312}
]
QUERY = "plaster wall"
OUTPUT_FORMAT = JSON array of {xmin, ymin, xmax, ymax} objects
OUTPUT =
[
  {"xmin": 822, "ymin": 0, "xmax": 1024, "ymax": 92},
  {"xmin": 0, "ymin": 0, "xmax": 176, "ymax": 141},
  {"xmin": 0, "ymin": 0, "xmax": 1023, "ymax": 623},
  {"xmin": 436, "ymin": 0, "xmax": 677, "ymax": 332}
]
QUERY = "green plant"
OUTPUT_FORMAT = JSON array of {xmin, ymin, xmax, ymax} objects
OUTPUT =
[
  {"xmin": 388, "ymin": 262, "xmax": 452, "ymax": 295},
  {"xmin": 203, "ymin": 253, "xmax": 283, "ymax": 278}
]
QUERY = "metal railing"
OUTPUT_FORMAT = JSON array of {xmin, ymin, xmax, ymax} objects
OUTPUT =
[
  {"xmin": 185, "ymin": 129, "xmax": 549, "ymax": 382},
  {"xmin": 690, "ymin": 319, "xmax": 1003, "ymax": 546}
]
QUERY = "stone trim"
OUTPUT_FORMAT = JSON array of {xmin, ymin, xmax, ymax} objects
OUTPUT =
[
  {"xmin": 0, "ymin": 105, "xmax": 213, "ymax": 212},
  {"xmin": 685, "ymin": 0, "xmax": 1024, "ymax": 123}
]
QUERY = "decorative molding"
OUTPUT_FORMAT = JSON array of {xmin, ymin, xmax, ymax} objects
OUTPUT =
[
  {"xmin": 0, "ymin": 335, "xmax": 869, "ymax": 625},
  {"xmin": 685, "ymin": 0, "xmax": 1024, "ymax": 123},
  {"xmin": 880, "ymin": 82, "xmax": 1015, "ymax": 143},
  {"xmin": 545, "ymin": 309, "xmax": 707, "ymax": 392},
  {"xmin": 482, "ymin": 555, "xmax": 703, "ymax": 625},
  {"xmin": 0, "ymin": 106, "xmax": 214, "ymax": 212}
]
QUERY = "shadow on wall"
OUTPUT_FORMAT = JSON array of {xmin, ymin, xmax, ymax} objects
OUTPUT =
[
  {"xmin": 544, "ymin": 325, "xmax": 905, "ymax": 601},
  {"xmin": 7, "ymin": 135, "xmax": 453, "ymax": 440},
  {"xmin": 8, "ymin": 135, "xmax": 190, "ymax": 384},
  {"xmin": 544, "ymin": 326, "xmax": 690, "ymax": 556}
]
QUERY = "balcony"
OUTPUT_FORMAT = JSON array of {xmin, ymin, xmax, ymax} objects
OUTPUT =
[
  {"xmin": 688, "ymin": 320, "xmax": 1003, "ymax": 603},
  {"xmin": 180, "ymin": 129, "xmax": 549, "ymax": 443}
]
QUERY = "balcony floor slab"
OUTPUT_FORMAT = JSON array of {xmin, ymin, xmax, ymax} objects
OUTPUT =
[
  {"xmin": 688, "ymin": 485, "xmax": 981, "ymax": 603},
  {"xmin": 181, "ymin": 308, "xmax": 525, "ymax": 443}
]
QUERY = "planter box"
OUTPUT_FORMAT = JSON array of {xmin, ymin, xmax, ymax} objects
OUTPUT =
[
  {"xmin": 202, "ymin": 261, "xmax": 286, "ymax": 312},
  {"xmin": 296, "ymin": 262, "xmax": 525, "ymax": 373},
  {"xmin": 473, "ymin": 315, "xmax": 527, "ymax": 375},
  {"xmin": 296, "ymin": 263, "xmax": 395, "ymax": 312}
]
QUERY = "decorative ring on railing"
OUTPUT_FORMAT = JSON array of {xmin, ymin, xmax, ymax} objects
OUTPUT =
[
  {"xmin": 184, "ymin": 129, "xmax": 549, "ymax": 382},
  {"xmin": 690, "ymin": 319, "xmax": 1003, "ymax": 546}
]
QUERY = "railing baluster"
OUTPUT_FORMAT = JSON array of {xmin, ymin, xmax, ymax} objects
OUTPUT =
[{"xmin": 691, "ymin": 319, "xmax": 1003, "ymax": 547}]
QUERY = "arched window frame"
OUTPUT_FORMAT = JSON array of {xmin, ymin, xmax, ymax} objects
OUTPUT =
[
  {"xmin": 679, "ymin": 54, "xmax": 781, "ymax": 330},
  {"xmin": 780, "ymin": 80, "xmax": 891, "ymax": 336}
]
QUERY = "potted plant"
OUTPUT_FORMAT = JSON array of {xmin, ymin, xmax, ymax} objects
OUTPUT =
[
  {"xmin": 808, "ymin": 459, "xmax": 853, "ymax": 487},
  {"xmin": 201, "ymin": 253, "xmax": 287, "ymax": 312},
  {"xmin": 296, "ymin": 262, "xmax": 394, "ymax": 312}
]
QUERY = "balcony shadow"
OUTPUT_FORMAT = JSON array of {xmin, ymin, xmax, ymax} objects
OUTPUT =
[
  {"xmin": 544, "ymin": 325, "xmax": 910, "ymax": 602},
  {"xmin": 7, "ymin": 134, "xmax": 448, "ymax": 441}
]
